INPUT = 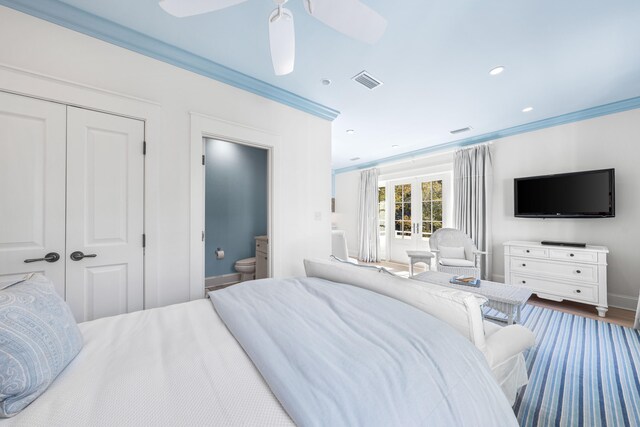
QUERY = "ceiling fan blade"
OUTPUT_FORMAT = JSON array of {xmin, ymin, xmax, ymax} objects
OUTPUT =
[
  {"xmin": 159, "ymin": 0, "xmax": 248, "ymax": 17},
  {"xmin": 268, "ymin": 8, "xmax": 296, "ymax": 76},
  {"xmin": 304, "ymin": 0, "xmax": 387, "ymax": 44}
]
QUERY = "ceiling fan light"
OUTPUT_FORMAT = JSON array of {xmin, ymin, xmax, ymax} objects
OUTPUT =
[{"xmin": 269, "ymin": 7, "xmax": 295, "ymax": 75}]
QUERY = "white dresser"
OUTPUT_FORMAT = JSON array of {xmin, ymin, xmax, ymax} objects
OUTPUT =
[{"xmin": 503, "ymin": 241, "xmax": 609, "ymax": 317}]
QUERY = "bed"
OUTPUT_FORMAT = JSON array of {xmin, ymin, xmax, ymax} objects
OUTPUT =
[{"xmin": 1, "ymin": 264, "xmax": 521, "ymax": 426}]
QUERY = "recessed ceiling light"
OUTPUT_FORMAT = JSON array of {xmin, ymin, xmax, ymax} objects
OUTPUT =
[
  {"xmin": 489, "ymin": 66, "xmax": 505, "ymax": 76},
  {"xmin": 391, "ymin": 144, "xmax": 399, "ymax": 149},
  {"xmin": 350, "ymin": 157, "xmax": 361, "ymax": 161},
  {"xmin": 321, "ymin": 78, "xmax": 332, "ymax": 86},
  {"xmin": 346, "ymin": 129, "xmax": 355, "ymax": 134},
  {"xmin": 522, "ymin": 106, "xmax": 534, "ymax": 113}
]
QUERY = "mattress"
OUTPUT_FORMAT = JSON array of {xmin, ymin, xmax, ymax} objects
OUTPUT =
[{"xmin": 1, "ymin": 299, "xmax": 294, "ymax": 427}]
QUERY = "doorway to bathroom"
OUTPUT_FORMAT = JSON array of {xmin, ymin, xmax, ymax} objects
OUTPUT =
[{"xmin": 203, "ymin": 138, "xmax": 270, "ymax": 290}]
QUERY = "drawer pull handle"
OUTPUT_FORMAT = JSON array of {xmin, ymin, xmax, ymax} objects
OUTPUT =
[
  {"xmin": 521, "ymin": 280, "xmax": 526, "ymax": 284},
  {"xmin": 521, "ymin": 263, "xmax": 526, "ymax": 267},
  {"xmin": 570, "ymin": 253, "xmax": 574, "ymax": 257},
  {"xmin": 576, "ymin": 270, "xmax": 581, "ymax": 274},
  {"xmin": 575, "ymin": 289, "xmax": 582, "ymax": 294},
  {"xmin": 526, "ymin": 250, "xmax": 530, "ymax": 253}
]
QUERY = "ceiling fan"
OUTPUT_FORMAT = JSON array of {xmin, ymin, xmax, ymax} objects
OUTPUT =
[{"xmin": 158, "ymin": 0, "xmax": 387, "ymax": 76}]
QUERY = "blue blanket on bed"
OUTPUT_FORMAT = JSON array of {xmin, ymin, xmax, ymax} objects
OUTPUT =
[{"xmin": 209, "ymin": 277, "xmax": 517, "ymax": 427}]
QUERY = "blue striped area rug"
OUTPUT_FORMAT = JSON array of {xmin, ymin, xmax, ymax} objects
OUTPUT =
[{"xmin": 497, "ymin": 305, "xmax": 640, "ymax": 426}]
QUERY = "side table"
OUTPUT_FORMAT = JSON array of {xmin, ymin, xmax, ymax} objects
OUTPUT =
[{"xmin": 406, "ymin": 250, "xmax": 435, "ymax": 276}]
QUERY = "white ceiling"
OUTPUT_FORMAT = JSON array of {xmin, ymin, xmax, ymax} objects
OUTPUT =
[{"xmin": 51, "ymin": 0, "xmax": 640, "ymax": 169}]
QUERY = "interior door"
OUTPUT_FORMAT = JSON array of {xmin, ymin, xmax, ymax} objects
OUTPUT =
[
  {"xmin": 65, "ymin": 107, "xmax": 145, "ymax": 322},
  {"xmin": 0, "ymin": 92, "xmax": 66, "ymax": 295}
]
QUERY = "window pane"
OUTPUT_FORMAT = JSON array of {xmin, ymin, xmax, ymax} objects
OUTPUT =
[
  {"xmin": 422, "ymin": 202, "xmax": 431, "ymax": 221},
  {"xmin": 395, "ymin": 205, "xmax": 402, "ymax": 221},
  {"xmin": 433, "ymin": 221, "xmax": 442, "ymax": 232},
  {"xmin": 395, "ymin": 185, "xmax": 403, "ymax": 203},
  {"xmin": 404, "ymin": 203, "xmax": 411, "ymax": 220},
  {"xmin": 379, "ymin": 186, "xmax": 386, "ymax": 203},
  {"xmin": 395, "ymin": 221, "xmax": 402, "ymax": 231},
  {"xmin": 432, "ymin": 180, "xmax": 442, "ymax": 200},
  {"xmin": 403, "ymin": 184, "xmax": 411, "ymax": 202},
  {"xmin": 422, "ymin": 181, "xmax": 432, "ymax": 201},
  {"xmin": 432, "ymin": 201, "xmax": 442, "ymax": 221},
  {"xmin": 403, "ymin": 221, "xmax": 412, "ymax": 238}
]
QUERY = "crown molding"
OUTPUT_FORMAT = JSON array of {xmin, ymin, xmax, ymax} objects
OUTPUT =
[
  {"xmin": 334, "ymin": 95, "xmax": 640, "ymax": 174},
  {"xmin": 0, "ymin": 0, "xmax": 340, "ymax": 121}
]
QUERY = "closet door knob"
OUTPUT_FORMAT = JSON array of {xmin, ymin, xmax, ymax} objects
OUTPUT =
[
  {"xmin": 70, "ymin": 251, "xmax": 97, "ymax": 261},
  {"xmin": 24, "ymin": 252, "xmax": 60, "ymax": 263}
]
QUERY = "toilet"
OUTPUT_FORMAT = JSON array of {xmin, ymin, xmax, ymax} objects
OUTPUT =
[{"xmin": 234, "ymin": 257, "xmax": 256, "ymax": 282}]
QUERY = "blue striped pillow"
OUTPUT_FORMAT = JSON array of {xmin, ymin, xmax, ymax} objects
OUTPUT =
[{"xmin": 0, "ymin": 274, "xmax": 83, "ymax": 417}]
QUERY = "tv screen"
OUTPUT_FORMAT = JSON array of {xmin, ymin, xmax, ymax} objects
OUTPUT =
[{"xmin": 514, "ymin": 169, "xmax": 615, "ymax": 218}]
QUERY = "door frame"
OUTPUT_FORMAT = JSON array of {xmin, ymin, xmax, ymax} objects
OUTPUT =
[{"xmin": 190, "ymin": 113, "xmax": 277, "ymax": 300}]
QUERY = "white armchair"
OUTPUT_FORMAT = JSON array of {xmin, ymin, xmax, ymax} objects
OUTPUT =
[
  {"xmin": 331, "ymin": 230, "xmax": 358, "ymax": 264},
  {"xmin": 429, "ymin": 228, "xmax": 485, "ymax": 277}
]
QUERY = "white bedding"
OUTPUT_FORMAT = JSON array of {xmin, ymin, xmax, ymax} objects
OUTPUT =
[{"xmin": 1, "ymin": 299, "xmax": 294, "ymax": 427}]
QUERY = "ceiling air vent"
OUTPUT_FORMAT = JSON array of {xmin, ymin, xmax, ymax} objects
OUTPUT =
[
  {"xmin": 449, "ymin": 127, "xmax": 472, "ymax": 135},
  {"xmin": 352, "ymin": 71, "xmax": 383, "ymax": 90}
]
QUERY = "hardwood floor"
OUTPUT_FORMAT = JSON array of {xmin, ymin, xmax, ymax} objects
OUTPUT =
[
  {"xmin": 367, "ymin": 260, "xmax": 637, "ymax": 328},
  {"xmin": 527, "ymin": 295, "xmax": 636, "ymax": 328}
]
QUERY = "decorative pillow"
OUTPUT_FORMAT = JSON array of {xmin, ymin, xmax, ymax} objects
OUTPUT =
[
  {"xmin": 0, "ymin": 274, "xmax": 83, "ymax": 418},
  {"xmin": 438, "ymin": 246, "xmax": 466, "ymax": 260},
  {"xmin": 439, "ymin": 258, "xmax": 476, "ymax": 267}
]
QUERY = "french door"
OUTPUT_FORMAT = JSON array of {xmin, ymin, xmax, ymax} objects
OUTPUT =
[
  {"xmin": 0, "ymin": 92, "xmax": 67, "ymax": 295},
  {"xmin": 0, "ymin": 92, "xmax": 144, "ymax": 322},
  {"xmin": 386, "ymin": 176, "xmax": 447, "ymax": 263}
]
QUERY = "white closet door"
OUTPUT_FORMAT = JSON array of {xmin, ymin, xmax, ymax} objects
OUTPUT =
[
  {"xmin": 0, "ymin": 92, "xmax": 66, "ymax": 295},
  {"xmin": 65, "ymin": 107, "xmax": 144, "ymax": 322}
]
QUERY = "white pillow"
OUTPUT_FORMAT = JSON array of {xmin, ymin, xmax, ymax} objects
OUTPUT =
[
  {"xmin": 439, "ymin": 246, "xmax": 466, "ymax": 259},
  {"xmin": 439, "ymin": 258, "xmax": 475, "ymax": 267}
]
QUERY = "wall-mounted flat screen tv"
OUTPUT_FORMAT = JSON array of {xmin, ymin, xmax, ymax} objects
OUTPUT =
[{"xmin": 514, "ymin": 168, "xmax": 615, "ymax": 218}]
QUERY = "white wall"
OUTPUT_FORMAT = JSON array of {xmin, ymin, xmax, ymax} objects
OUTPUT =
[
  {"xmin": 334, "ymin": 172, "xmax": 361, "ymax": 257},
  {"xmin": 0, "ymin": 6, "xmax": 332, "ymax": 308},
  {"xmin": 491, "ymin": 108, "xmax": 640, "ymax": 309}
]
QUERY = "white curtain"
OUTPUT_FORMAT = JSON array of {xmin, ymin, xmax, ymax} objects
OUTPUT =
[
  {"xmin": 358, "ymin": 168, "xmax": 380, "ymax": 262},
  {"xmin": 453, "ymin": 144, "xmax": 493, "ymax": 279}
]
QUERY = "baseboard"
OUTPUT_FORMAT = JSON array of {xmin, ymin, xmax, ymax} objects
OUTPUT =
[
  {"xmin": 492, "ymin": 274, "xmax": 505, "ymax": 283},
  {"xmin": 205, "ymin": 273, "xmax": 241, "ymax": 289},
  {"xmin": 608, "ymin": 293, "xmax": 639, "ymax": 311}
]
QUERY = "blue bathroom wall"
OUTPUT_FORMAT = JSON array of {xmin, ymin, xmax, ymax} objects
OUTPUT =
[{"xmin": 205, "ymin": 139, "xmax": 268, "ymax": 277}]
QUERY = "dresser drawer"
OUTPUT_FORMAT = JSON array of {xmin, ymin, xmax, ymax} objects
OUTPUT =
[
  {"xmin": 548, "ymin": 249, "xmax": 598, "ymax": 263},
  {"xmin": 510, "ymin": 257, "xmax": 598, "ymax": 283},
  {"xmin": 511, "ymin": 274, "xmax": 598, "ymax": 304},
  {"xmin": 510, "ymin": 246, "xmax": 548, "ymax": 258}
]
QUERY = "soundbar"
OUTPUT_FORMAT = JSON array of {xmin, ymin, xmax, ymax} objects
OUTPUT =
[{"xmin": 540, "ymin": 241, "xmax": 587, "ymax": 248}]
